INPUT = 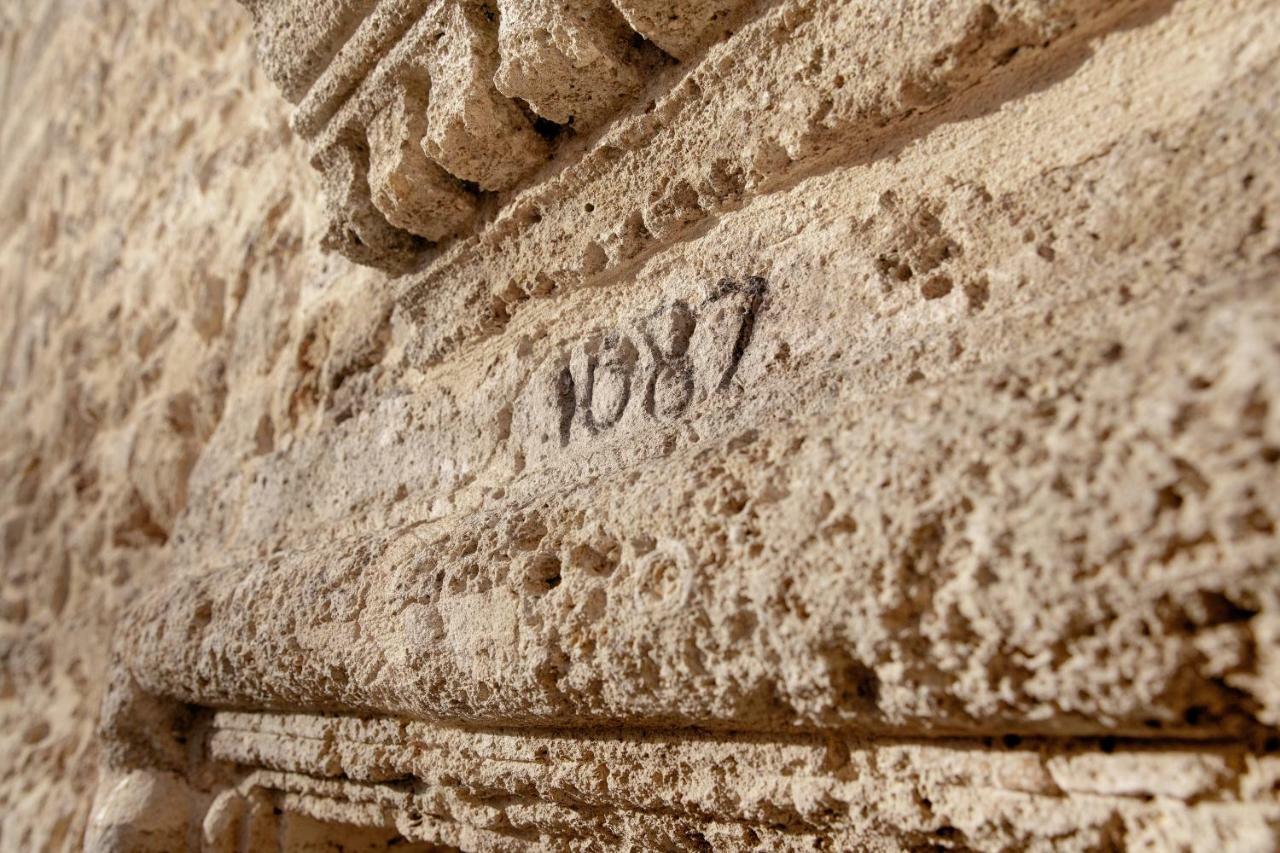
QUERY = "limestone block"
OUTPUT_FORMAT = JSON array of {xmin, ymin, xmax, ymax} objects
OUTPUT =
[
  {"xmin": 366, "ymin": 82, "xmax": 477, "ymax": 241},
  {"xmin": 240, "ymin": 0, "xmax": 382, "ymax": 102},
  {"xmin": 610, "ymin": 0, "xmax": 757, "ymax": 60},
  {"xmin": 421, "ymin": 1, "xmax": 549, "ymax": 190},
  {"xmin": 314, "ymin": 140, "xmax": 427, "ymax": 272},
  {"xmin": 492, "ymin": 0, "xmax": 652, "ymax": 128},
  {"xmin": 5, "ymin": 0, "xmax": 1280, "ymax": 848}
]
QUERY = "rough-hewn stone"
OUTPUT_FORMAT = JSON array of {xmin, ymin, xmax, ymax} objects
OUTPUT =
[{"xmin": 2, "ymin": 0, "xmax": 1279, "ymax": 849}]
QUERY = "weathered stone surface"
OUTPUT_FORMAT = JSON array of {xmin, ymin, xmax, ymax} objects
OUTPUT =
[
  {"xmin": 2, "ymin": 0, "xmax": 1280, "ymax": 849},
  {"xmin": 420, "ymin": 1, "xmax": 548, "ymax": 191},
  {"xmin": 241, "ymin": 0, "xmax": 382, "ymax": 102},
  {"xmin": 610, "ymin": 0, "xmax": 757, "ymax": 60},
  {"xmin": 238, "ymin": 0, "xmax": 739, "ymax": 271},
  {"xmin": 366, "ymin": 82, "xmax": 477, "ymax": 240},
  {"xmin": 491, "ymin": 0, "xmax": 656, "ymax": 128}
]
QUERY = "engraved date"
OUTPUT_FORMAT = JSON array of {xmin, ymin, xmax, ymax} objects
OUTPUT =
[{"xmin": 554, "ymin": 276, "xmax": 766, "ymax": 446}]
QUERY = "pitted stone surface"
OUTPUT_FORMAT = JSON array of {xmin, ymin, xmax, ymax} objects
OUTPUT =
[
  {"xmin": 491, "ymin": 0, "xmax": 657, "ymax": 127},
  {"xmin": 237, "ymin": 0, "xmax": 758, "ymax": 271},
  {"xmin": 366, "ymin": 82, "xmax": 477, "ymax": 240},
  {"xmin": 2, "ymin": 0, "xmax": 1280, "ymax": 850},
  {"xmin": 242, "ymin": 0, "xmax": 382, "ymax": 101}
]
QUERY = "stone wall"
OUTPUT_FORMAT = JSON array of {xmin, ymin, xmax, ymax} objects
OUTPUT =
[{"xmin": 1, "ymin": 0, "xmax": 1279, "ymax": 850}]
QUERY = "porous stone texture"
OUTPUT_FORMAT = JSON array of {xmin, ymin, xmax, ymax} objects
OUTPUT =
[{"xmin": 2, "ymin": 0, "xmax": 1280, "ymax": 850}]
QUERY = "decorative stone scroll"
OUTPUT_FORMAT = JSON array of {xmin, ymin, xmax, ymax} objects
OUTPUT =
[{"xmin": 240, "ymin": 0, "xmax": 761, "ymax": 271}]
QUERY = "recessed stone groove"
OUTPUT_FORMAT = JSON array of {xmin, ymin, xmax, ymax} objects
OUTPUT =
[
  {"xmin": 209, "ymin": 715, "xmax": 1276, "ymax": 753},
  {"xmin": 192, "ymin": 713, "xmax": 1280, "ymax": 849}
]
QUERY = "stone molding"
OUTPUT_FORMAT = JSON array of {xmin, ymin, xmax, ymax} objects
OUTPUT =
[{"xmin": 241, "ymin": 0, "xmax": 763, "ymax": 271}]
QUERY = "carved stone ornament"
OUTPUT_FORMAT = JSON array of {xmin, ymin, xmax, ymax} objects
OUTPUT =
[{"xmin": 239, "ymin": 0, "xmax": 758, "ymax": 272}]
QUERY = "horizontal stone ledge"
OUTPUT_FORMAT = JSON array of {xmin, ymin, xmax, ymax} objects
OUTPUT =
[
  {"xmin": 118, "ymin": 288, "xmax": 1280, "ymax": 741},
  {"xmin": 198, "ymin": 711, "xmax": 1280, "ymax": 850}
]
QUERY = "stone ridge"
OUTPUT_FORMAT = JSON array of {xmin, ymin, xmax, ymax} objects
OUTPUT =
[
  {"xmin": 240, "ymin": 0, "xmax": 767, "ymax": 271},
  {"xmin": 89, "ymin": 709, "xmax": 1280, "ymax": 850},
  {"xmin": 191, "ymin": 711, "xmax": 1280, "ymax": 850},
  {"xmin": 242, "ymin": 0, "xmax": 383, "ymax": 102},
  {"xmin": 112, "ymin": 287, "xmax": 1280, "ymax": 739}
]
